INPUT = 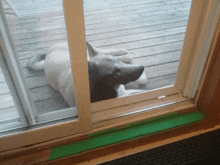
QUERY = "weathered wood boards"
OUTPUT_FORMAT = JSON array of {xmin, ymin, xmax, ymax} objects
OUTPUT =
[{"xmin": 1, "ymin": 0, "xmax": 192, "ymax": 114}]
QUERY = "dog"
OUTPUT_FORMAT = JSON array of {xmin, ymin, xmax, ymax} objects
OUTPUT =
[{"xmin": 27, "ymin": 42, "xmax": 147, "ymax": 106}]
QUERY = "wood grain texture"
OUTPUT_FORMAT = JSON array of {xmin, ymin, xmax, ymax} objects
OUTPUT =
[{"xmin": 1, "ymin": 149, "xmax": 51, "ymax": 165}]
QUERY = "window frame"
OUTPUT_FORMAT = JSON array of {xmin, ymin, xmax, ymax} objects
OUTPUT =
[
  {"xmin": 0, "ymin": 6, "xmax": 36, "ymax": 125},
  {"xmin": 90, "ymin": 0, "xmax": 220, "ymax": 128},
  {"xmin": 0, "ymin": 0, "xmax": 92, "ymax": 151},
  {"xmin": 0, "ymin": 0, "xmax": 219, "ymax": 153},
  {"xmin": 0, "ymin": 0, "xmax": 81, "ymax": 125},
  {"xmin": 176, "ymin": 0, "xmax": 220, "ymax": 99}
]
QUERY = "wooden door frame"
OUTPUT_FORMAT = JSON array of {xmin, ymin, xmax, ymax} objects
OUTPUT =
[
  {"xmin": 1, "ymin": 30, "xmax": 220, "ymax": 164},
  {"xmin": 46, "ymin": 27, "xmax": 220, "ymax": 165},
  {"xmin": 1, "ymin": 1, "xmax": 220, "ymax": 164}
]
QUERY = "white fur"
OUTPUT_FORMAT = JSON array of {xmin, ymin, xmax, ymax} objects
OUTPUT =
[{"xmin": 40, "ymin": 42, "xmax": 147, "ymax": 106}]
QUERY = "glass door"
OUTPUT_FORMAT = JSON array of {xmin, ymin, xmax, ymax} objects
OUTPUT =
[{"xmin": 0, "ymin": 0, "xmax": 91, "ymax": 140}]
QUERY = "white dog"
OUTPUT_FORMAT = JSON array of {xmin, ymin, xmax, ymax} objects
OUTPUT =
[{"xmin": 27, "ymin": 42, "xmax": 147, "ymax": 106}]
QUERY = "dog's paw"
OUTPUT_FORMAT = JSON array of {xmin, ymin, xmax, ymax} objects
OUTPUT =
[
  {"xmin": 117, "ymin": 54, "xmax": 133, "ymax": 63},
  {"xmin": 109, "ymin": 48, "xmax": 129, "ymax": 56},
  {"xmin": 118, "ymin": 48, "xmax": 129, "ymax": 55},
  {"xmin": 135, "ymin": 72, "xmax": 147, "ymax": 85}
]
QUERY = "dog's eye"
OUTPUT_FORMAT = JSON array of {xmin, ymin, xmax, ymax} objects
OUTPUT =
[
  {"xmin": 114, "ymin": 75, "xmax": 118, "ymax": 79},
  {"xmin": 114, "ymin": 67, "xmax": 120, "ymax": 73}
]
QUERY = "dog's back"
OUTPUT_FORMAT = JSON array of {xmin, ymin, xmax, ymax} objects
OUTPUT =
[
  {"xmin": 27, "ymin": 42, "xmax": 146, "ymax": 106},
  {"xmin": 44, "ymin": 42, "xmax": 76, "ymax": 106}
]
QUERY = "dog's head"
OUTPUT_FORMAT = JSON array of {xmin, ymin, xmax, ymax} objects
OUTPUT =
[
  {"xmin": 88, "ymin": 55, "xmax": 144, "ymax": 85},
  {"xmin": 88, "ymin": 56, "xmax": 144, "ymax": 102}
]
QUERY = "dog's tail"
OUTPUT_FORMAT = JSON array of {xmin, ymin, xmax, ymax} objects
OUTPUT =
[{"xmin": 27, "ymin": 51, "xmax": 46, "ymax": 71}]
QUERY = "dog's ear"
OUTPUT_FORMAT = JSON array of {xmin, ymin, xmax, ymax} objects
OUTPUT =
[{"xmin": 86, "ymin": 42, "xmax": 98, "ymax": 58}]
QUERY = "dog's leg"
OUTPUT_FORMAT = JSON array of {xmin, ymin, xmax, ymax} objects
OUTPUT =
[
  {"xmin": 87, "ymin": 41, "xmax": 130, "ymax": 55},
  {"xmin": 87, "ymin": 42, "xmax": 128, "ymax": 56},
  {"xmin": 135, "ymin": 71, "xmax": 147, "ymax": 85},
  {"xmin": 125, "ymin": 71, "xmax": 147, "ymax": 88},
  {"xmin": 117, "ymin": 85, "xmax": 146, "ymax": 97},
  {"xmin": 116, "ymin": 53, "xmax": 133, "ymax": 64},
  {"xmin": 94, "ymin": 47, "xmax": 129, "ymax": 56},
  {"xmin": 94, "ymin": 47, "xmax": 133, "ymax": 63}
]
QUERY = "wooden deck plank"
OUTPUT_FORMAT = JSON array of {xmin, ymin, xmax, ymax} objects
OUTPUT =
[
  {"xmin": 86, "ymin": 21, "xmax": 188, "ymax": 41},
  {"xmin": 83, "ymin": 0, "xmax": 189, "ymax": 14},
  {"xmin": 6, "ymin": 1, "xmax": 190, "ymax": 27},
  {"xmin": 84, "ymin": 3, "xmax": 191, "ymax": 25},
  {"xmin": 85, "ymin": 13, "xmax": 190, "ymax": 30},
  {"xmin": 7, "ymin": 9, "xmax": 190, "ymax": 35},
  {"xmin": 0, "ymin": 94, "xmax": 15, "ymax": 110},
  {"xmin": 26, "ymin": 75, "xmax": 47, "ymax": 89},
  {"xmin": 83, "ymin": 0, "xmax": 166, "ymax": 12},
  {"xmin": 83, "ymin": 0, "xmax": 190, "ymax": 14},
  {"xmin": 6, "ymin": 1, "xmax": 191, "ymax": 30},
  {"xmin": 13, "ymin": 27, "xmax": 185, "ymax": 52},
  {"xmin": 7, "ymin": 12, "xmax": 64, "ymax": 26},
  {"xmin": 15, "ymin": 39, "xmax": 183, "ymax": 64},
  {"xmin": 30, "ymin": 85, "xmax": 62, "ymax": 103},
  {"xmin": 8, "ymin": 14, "xmax": 189, "ymax": 39},
  {"xmin": 5, "ymin": 0, "xmax": 189, "ymax": 19},
  {"xmin": 0, "ymin": 107, "xmax": 19, "ymax": 121},
  {"xmin": 0, "ymin": 70, "xmax": 18, "ymax": 120},
  {"xmin": 3, "ymin": 0, "xmax": 63, "ymax": 17},
  {"xmin": 133, "ymin": 50, "xmax": 182, "ymax": 67},
  {"xmin": 11, "ymin": 20, "xmax": 188, "ymax": 46},
  {"xmin": 0, "ymin": 82, "xmax": 10, "ymax": 95},
  {"xmin": 148, "ymin": 74, "xmax": 177, "ymax": 88},
  {"xmin": 10, "ymin": 31, "xmax": 186, "ymax": 62},
  {"xmin": 12, "ymin": 21, "xmax": 187, "ymax": 46},
  {"xmin": 13, "ymin": 27, "xmax": 185, "ymax": 53},
  {"xmin": 85, "ymin": 15, "xmax": 189, "ymax": 34},
  {"xmin": 34, "ymin": 96, "xmax": 70, "ymax": 115},
  {"xmin": 146, "ymin": 62, "xmax": 179, "ymax": 79},
  {"xmin": 130, "ymin": 41, "xmax": 184, "ymax": 57},
  {"xmin": 0, "ymin": 71, "xmax": 5, "ymax": 83},
  {"xmin": 84, "ymin": 0, "xmax": 191, "ymax": 15},
  {"xmin": 89, "ymin": 28, "xmax": 186, "ymax": 47}
]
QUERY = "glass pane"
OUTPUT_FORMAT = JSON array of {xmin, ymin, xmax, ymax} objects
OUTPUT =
[
  {"xmin": 84, "ymin": 0, "xmax": 192, "ymax": 102},
  {"xmin": 0, "ymin": 58, "xmax": 23, "ymax": 132},
  {"xmin": 1, "ymin": 0, "xmax": 78, "ymax": 123}
]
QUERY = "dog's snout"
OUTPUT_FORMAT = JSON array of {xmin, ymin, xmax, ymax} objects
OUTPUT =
[
  {"xmin": 137, "ymin": 65, "xmax": 144, "ymax": 73},
  {"xmin": 118, "ymin": 64, "xmax": 145, "ymax": 85},
  {"xmin": 132, "ymin": 65, "xmax": 144, "ymax": 81}
]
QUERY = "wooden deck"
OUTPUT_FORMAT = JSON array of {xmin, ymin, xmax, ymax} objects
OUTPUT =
[
  {"xmin": 0, "ymin": 68, "xmax": 19, "ymax": 121},
  {"xmin": 1, "ymin": 0, "xmax": 192, "ymax": 118}
]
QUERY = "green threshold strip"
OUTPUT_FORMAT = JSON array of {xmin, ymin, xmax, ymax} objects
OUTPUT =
[{"xmin": 49, "ymin": 111, "xmax": 204, "ymax": 161}]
